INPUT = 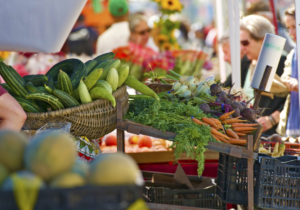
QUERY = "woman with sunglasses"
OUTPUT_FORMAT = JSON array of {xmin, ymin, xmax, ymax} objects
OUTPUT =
[
  {"xmin": 129, "ymin": 14, "xmax": 152, "ymax": 48},
  {"xmin": 277, "ymin": 5, "xmax": 300, "ymax": 137},
  {"xmin": 240, "ymin": 15, "xmax": 287, "ymax": 135}
]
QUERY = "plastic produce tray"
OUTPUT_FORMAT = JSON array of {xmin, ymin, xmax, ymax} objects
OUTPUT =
[
  {"xmin": 0, "ymin": 185, "xmax": 142, "ymax": 210},
  {"xmin": 255, "ymin": 156, "xmax": 300, "ymax": 210},
  {"xmin": 143, "ymin": 185, "xmax": 225, "ymax": 209},
  {"xmin": 261, "ymin": 141, "xmax": 300, "ymax": 156},
  {"xmin": 216, "ymin": 153, "xmax": 300, "ymax": 208}
]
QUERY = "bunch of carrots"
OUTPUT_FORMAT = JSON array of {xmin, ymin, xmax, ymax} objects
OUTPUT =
[{"xmin": 192, "ymin": 110, "xmax": 258, "ymax": 146}]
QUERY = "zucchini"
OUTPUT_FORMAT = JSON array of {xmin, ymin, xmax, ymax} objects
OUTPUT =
[
  {"xmin": 23, "ymin": 74, "xmax": 48, "ymax": 86},
  {"xmin": 53, "ymin": 89, "xmax": 80, "ymax": 108},
  {"xmin": 14, "ymin": 96, "xmax": 45, "ymax": 113},
  {"xmin": 98, "ymin": 59, "xmax": 121, "ymax": 80},
  {"xmin": 26, "ymin": 93, "xmax": 64, "ymax": 111},
  {"xmin": 0, "ymin": 62, "xmax": 28, "ymax": 97},
  {"xmin": 124, "ymin": 75, "xmax": 159, "ymax": 100},
  {"xmin": 46, "ymin": 59, "xmax": 86, "ymax": 90},
  {"xmin": 57, "ymin": 70, "xmax": 74, "ymax": 96},
  {"xmin": 93, "ymin": 52, "xmax": 115, "ymax": 63},
  {"xmin": 78, "ymin": 79, "xmax": 92, "ymax": 104},
  {"xmin": 85, "ymin": 60, "xmax": 97, "ymax": 74},
  {"xmin": 90, "ymin": 87, "xmax": 116, "ymax": 107},
  {"xmin": 89, "ymin": 59, "xmax": 113, "ymax": 75},
  {"xmin": 73, "ymin": 68, "xmax": 103, "ymax": 100}
]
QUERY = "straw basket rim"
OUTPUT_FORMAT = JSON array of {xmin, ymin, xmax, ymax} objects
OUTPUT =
[{"xmin": 26, "ymin": 85, "xmax": 127, "ymax": 119}]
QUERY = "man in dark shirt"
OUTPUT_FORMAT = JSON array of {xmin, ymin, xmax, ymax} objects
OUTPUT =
[
  {"xmin": 0, "ymin": 86, "xmax": 27, "ymax": 131},
  {"xmin": 67, "ymin": 15, "xmax": 98, "ymax": 56}
]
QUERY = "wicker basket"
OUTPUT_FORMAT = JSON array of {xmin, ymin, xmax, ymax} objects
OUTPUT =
[
  {"xmin": 24, "ymin": 85, "xmax": 129, "ymax": 139},
  {"xmin": 147, "ymin": 83, "xmax": 172, "ymax": 94}
]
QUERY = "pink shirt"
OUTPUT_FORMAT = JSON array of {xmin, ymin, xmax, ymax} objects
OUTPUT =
[{"xmin": 0, "ymin": 86, "xmax": 7, "ymax": 96}]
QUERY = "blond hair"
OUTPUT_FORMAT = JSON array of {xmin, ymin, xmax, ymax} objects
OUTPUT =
[
  {"xmin": 240, "ymin": 15, "xmax": 275, "ymax": 41},
  {"xmin": 129, "ymin": 14, "xmax": 148, "ymax": 32}
]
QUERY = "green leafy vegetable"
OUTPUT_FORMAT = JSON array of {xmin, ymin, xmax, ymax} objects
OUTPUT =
[{"xmin": 125, "ymin": 98, "xmax": 214, "ymax": 176}]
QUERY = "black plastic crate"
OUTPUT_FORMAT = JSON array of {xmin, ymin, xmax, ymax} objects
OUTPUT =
[
  {"xmin": 216, "ymin": 152, "xmax": 258, "ymax": 205},
  {"xmin": 216, "ymin": 152, "xmax": 299, "ymax": 207},
  {"xmin": 143, "ymin": 185, "xmax": 226, "ymax": 209},
  {"xmin": 0, "ymin": 185, "xmax": 142, "ymax": 210},
  {"xmin": 254, "ymin": 156, "xmax": 300, "ymax": 210}
]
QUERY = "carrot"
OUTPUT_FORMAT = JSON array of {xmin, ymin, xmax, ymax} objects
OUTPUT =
[
  {"xmin": 192, "ymin": 117, "xmax": 209, "ymax": 126},
  {"xmin": 219, "ymin": 110, "xmax": 235, "ymax": 121},
  {"xmin": 231, "ymin": 123, "xmax": 258, "ymax": 128},
  {"xmin": 211, "ymin": 134, "xmax": 221, "ymax": 142},
  {"xmin": 210, "ymin": 118, "xmax": 224, "ymax": 131},
  {"xmin": 202, "ymin": 117, "xmax": 219, "ymax": 129},
  {"xmin": 226, "ymin": 129, "xmax": 239, "ymax": 139},
  {"xmin": 233, "ymin": 127, "xmax": 257, "ymax": 132},
  {"xmin": 222, "ymin": 118, "xmax": 248, "ymax": 124},
  {"xmin": 235, "ymin": 132, "xmax": 246, "ymax": 136},
  {"xmin": 213, "ymin": 134, "xmax": 230, "ymax": 144},
  {"xmin": 210, "ymin": 127, "xmax": 230, "ymax": 140},
  {"xmin": 228, "ymin": 138, "xmax": 247, "ymax": 146}
]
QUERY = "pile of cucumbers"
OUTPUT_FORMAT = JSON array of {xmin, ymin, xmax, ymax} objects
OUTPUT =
[{"xmin": 0, "ymin": 52, "xmax": 159, "ymax": 113}]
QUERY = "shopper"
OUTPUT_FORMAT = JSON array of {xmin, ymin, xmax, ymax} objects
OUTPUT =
[
  {"xmin": 129, "ymin": 14, "xmax": 152, "ymax": 48},
  {"xmin": 245, "ymin": 0, "xmax": 295, "ymax": 53},
  {"xmin": 277, "ymin": 5, "xmax": 300, "ymax": 137},
  {"xmin": 67, "ymin": 15, "xmax": 98, "ymax": 56},
  {"xmin": 240, "ymin": 15, "xmax": 286, "ymax": 135},
  {"xmin": 0, "ymin": 86, "xmax": 27, "ymax": 131},
  {"xmin": 96, "ymin": 0, "xmax": 130, "ymax": 55},
  {"xmin": 221, "ymin": 33, "xmax": 252, "ymax": 88}
]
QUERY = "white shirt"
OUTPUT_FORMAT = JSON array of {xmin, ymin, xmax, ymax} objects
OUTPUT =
[{"xmin": 96, "ymin": 21, "xmax": 130, "ymax": 55}]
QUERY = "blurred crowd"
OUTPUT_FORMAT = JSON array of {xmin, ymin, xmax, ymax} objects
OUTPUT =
[{"xmin": 1, "ymin": 0, "xmax": 299, "ymax": 137}]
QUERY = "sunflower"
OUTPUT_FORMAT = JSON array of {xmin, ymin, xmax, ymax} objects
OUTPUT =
[
  {"xmin": 162, "ymin": 42, "xmax": 172, "ymax": 52},
  {"xmin": 157, "ymin": 34, "xmax": 169, "ymax": 43},
  {"xmin": 161, "ymin": 0, "xmax": 182, "ymax": 12}
]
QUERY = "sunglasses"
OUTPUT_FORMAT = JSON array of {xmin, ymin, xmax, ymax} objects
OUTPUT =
[
  {"xmin": 241, "ymin": 40, "xmax": 250, "ymax": 46},
  {"xmin": 135, "ymin": 28, "xmax": 151, "ymax": 35}
]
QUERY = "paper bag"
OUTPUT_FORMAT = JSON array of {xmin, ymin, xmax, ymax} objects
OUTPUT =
[{"xmin": 0, "ymin": 0, "xmax": 87, "ymax": 53}]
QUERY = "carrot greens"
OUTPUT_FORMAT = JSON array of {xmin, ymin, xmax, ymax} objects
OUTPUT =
[{"xmin": 125, "ymin": 98, "xmax": 214, "ymax": 176}]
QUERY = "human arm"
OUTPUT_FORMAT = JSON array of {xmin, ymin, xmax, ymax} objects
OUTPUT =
[
  {"xmin": 0, "ymin": 91, "xmax": 27, "ymax": 131},
  {"xmin": 257, "ymin": 110, "xmax": 280, "ymax": 132}
]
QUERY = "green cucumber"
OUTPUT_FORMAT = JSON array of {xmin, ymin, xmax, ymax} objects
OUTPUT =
[
  {"xmin": 0, "ymin": 83, "xmax": 14, "ymax": 95},
  {"xmin": 8, "ymin": 66, "xmax": 26, "ymax": 87},
  {"xmin": 85, "ymin": 60, "xmax": 97, "ymax": 74},
  {"xmin": 73, "ymin": 68, "xmax": 103, "ymax": 100},
  {"xmin": 94, "ymin": 80, "xmax": 112, "ymax": 94},
  {"xmin": 98, "ymin": 59, "xmax": 121, "ymax": 80},
  {"xmin": 23, "ymin": 74, "xmax": 48, "ymax": 86},
  {"xmin": 53, "ymin": 89, "xmax": 80, "ymax": 108},
  {"xmin": 25, "ymin": 93, "xmax": 64, "ymax": 111},
  {"xmin": 90, "ymin": 87, "xmax": 116, "ymax": 107},
  {"xmin": 46, "ymin": 58, "xmax": 86, "ymax": 89},
  {"xmin": 35, "ymin": 86, "xmax": 48, "ymax": 93},
  {"xmin": 93, "ymin": 52, "xmax": 115, "ymax": 63},
  {"xmin": 44, "ymin": 84, "xmax": 53, "ymax": 94},
  {"xmin": 14, "ymin": 96, "xmax": 45, "ymax": 113},
  {"xmin": 124, "ymin": 75, "xmax": 159, "ymax": 100},
  {"xmin": 57, "ymin": 70, "xmax": 74, "ymax": 96},
  {"xmin": 0, "ymin": 62, "xmax": 28, "ymax": 97},
  {"xmin": 89, "ymin": 59, "xmax": 113, "ymax": 75},
  {"xmin": 78, "ymin": 79, "xmax": 92, "ymax": 104},
  {"xmin": 47, "ymin": 75, "xmax": 55, "ymax": 90}
]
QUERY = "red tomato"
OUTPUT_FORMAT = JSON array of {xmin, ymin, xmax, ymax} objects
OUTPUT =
[
  {"xmin": 138, "ymin": 136, "xmax": 152, "ymax": 148},
  {"xmin": 105, "ymin": 135, "xmax": 117, "ymax": 146},
  {"xmin": 128, "ymin": 135, "xmax": 139, "ymax": 145}
]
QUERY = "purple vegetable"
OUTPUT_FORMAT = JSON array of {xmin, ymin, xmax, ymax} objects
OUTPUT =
[
  {"xmin": 241, "ymin": 108, "xmax": 260, "ymax": 122},
  {"xmin": 199, "ymin": 103, "xmax": 220, "ymax": 114},
  {"xmin": 232, "ymin": 108, "xmax": 240, "ymax": 118},
  {"xmin": 210, "ymin": 83, "xmax": 222, "ymax": 96}
]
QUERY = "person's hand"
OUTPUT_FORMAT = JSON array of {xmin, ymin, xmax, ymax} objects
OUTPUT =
[
  {"xmin": 284, "ymin": 78, "xmax": 299, "ymax": 92},
  {"xmin": 257, "ymin": 116, "xmax": 273, "ymax": 132}
]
